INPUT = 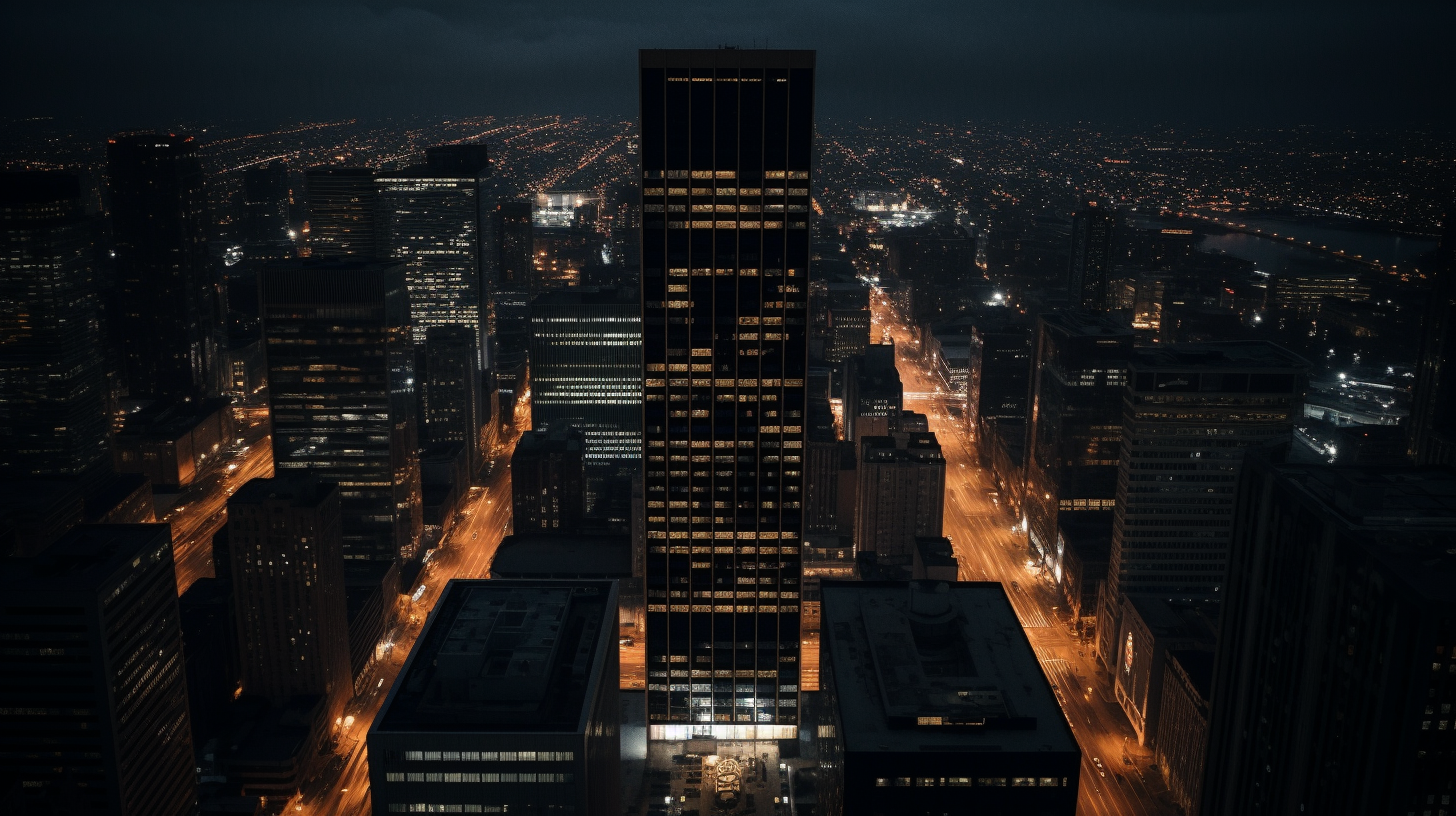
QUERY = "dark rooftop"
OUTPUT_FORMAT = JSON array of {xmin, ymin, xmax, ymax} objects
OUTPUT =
[
  {"xmin": 490, "ymin": 534, "xmax": 631, "ymax": 580},
  {"xmin": 1129, "ymin": 341, "xmax": 1309, "ymax": 371},
  {"xmin": 230, "ymin": 476, "xmax": 337, "ymax": 508},
  {"xmin": 375, "ymin": 579, "xmax": 617, "ymax": 733},
  {"xmin": 0, "ymin": 524, "xmax": 171, "ymax": 593}
]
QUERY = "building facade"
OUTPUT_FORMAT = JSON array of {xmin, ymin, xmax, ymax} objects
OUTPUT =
[
  {"xmin": 854, "ymin": 433, "xmax": 945, "ymax": 564},
  {"xmin": 260, "ymin": 259, "xmax": 423, "ymax": 566},
  {"xmin": 511, "ymin": 425, "xmax": 587, "ymax": 534},
  {"xmin": 419, "ymin": 324, "xmax": 484, "ymax": 479},
  {"xmin": 640, "ymin": 48, "xmax": 814, "ymax": 738},
  {"xmin": 1068, "ymin": 204, "xmax": 1116, "ymax": 311},
  {"xmin": 0, "ymin": 525, "xmax": 194, "ymax": 816},
  {"xmin": 304, "ymin": 167, "xmax": 378, "ymax": 259}
]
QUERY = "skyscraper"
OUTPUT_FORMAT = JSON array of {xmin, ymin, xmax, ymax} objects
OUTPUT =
[
  {"xmin": 1023, "ymin": 311, "xmax": 1132, "ymax": 579},
  {"xmin": 854, "ymin": 433, "xmax": 946, "ymax": 564},
  {"xmin": 377, "ymin": 145, "xmax": 491, "ymax": 364},
  {"xmin": 228, "ymin": 476, "xmax": 353, "ymax": 725},
  {"xmin": 511, "ymin": 424, "xmax": 586, "ymax": 534},
  {"xmin": 419, "ymin": 324, "xmax": 484, "ymax": 479},
  {"xmin": 639, "ymin": 48, "xmax": 814, "ymax": 738},
  {"xmin": 1203, "ymin": 459, "xmax": 1456, "ymax": 815},
  {"xmin": 304, "ymin": 167, "xmax": 378, "ymax": 259},
  {"xmin": 1068, "ymin": 203, "xmax": 1117, "ymax": 311},
  {"xmin": 1408, "ymin": 219, "xmax": 1455, "ymax": 465},
  {"xmin": 1096, "ymin": 342, "xmax": 1306, "ymax": 668},
  {"xmin": 0, "ymin": 524, "xmax": 195, "ymax": 816},
  {"xmin": 529, "ymin": 287, "xmax": 643, "ymax": 464},
  {"xmin": 240, "ymin": 161, "xmax": 292, "ymax": 249},
  {"xmin": 0, "ymin": 171, "xmax": 108, "ymax": 476},
  {"xmin": 107, "ymin": 133, "xmax": 224, "ymax": 398},
  {"xmin": 260, "ymin": 259, "xmax": 422, "ymax": 566},
  {"xmin": 494, "ymin": 199, "xmax": 535, "ymax": 294}
]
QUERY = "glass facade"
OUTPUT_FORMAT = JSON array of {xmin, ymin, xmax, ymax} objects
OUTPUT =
[
  {"xmin": 639, "ymin": 48, "xmax": 815, "ymax": 736},
  {"xmin": 260, "ymin": 260, "xmax": 423, "ymax": 564}
]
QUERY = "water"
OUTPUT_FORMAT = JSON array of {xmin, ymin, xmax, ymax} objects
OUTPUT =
[{"xmin": 1195, "ymin": 214, "xmax": 1437, "ymax": 274}]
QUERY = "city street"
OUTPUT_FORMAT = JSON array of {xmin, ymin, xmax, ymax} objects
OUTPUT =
[{"xmin": 873, "ymin": 292, "xmax": 1176, "ymax": 816}]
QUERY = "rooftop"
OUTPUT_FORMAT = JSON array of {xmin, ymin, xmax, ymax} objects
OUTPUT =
[
  {"xmin": 230, "ymin": 476, "xmax": 337, "ymax": 508},
  {"xmin": 491, "ymin": 534, "xmax": 631, "ymax": 580},
  {"xmin": 821, "ymin": 581, "xmax": 1077, "ymax": 755},
  {"xmin": 0, "ymin": 523, "xmax": 171, "ymax": 594},
  {"xmin": 375, "ymin": 579, "xmax": 616, "ymax": 734},
  {"xmin": 1129, "ymin": 341, "xmax": 1308, "ymax": 372}
]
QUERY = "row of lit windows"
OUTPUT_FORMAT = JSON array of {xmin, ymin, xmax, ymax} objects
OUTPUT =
[
  {"xmin": 648, "ymin": 604, "xmax": 799, "ymax": 614},
  {"xmin": 1058, "ymin": 498, "xmax": 1116, "ymax": 510},
  {"xmin": 386, "ymin": 806, "xmax": 504, "ymax": 813},
  {"xmin": 875, "ymin": 777, "xmax": 1066, "ymax": 788},
  {"xmin": 642, "ymin": 170, "xmax": 808, "ymax": 180},
  {"xmin": 401, "ymin": 751, "xmax": 573, "ymax": 762},
  {"xmin": 385, "ymin": 773, "xmax": 572, "ymax": 783}
]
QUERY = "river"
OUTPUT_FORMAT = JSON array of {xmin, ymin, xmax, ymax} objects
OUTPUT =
[{"xmin": 1193, "ymin": 213, "xmax": 1438, "ymax": 274}]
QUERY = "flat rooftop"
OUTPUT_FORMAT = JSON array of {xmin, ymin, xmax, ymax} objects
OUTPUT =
[
  {"xmin": 0, "ymin": 524, "xmax": 171, "ymax": 594},
  {"xmin": 821, "ymin": 580, "xmax": 1077, "ymax": 755},
  {"xmin": 1129, "ymin": 341, "xmax": 1308, "ymax": 371},
  {"xmin": 490, "ymin": 535, "xmax": 631, "ymax": 579},
  {"xmin": 376, "ymin": 579, "xmax": 616, "ymax": 734}
]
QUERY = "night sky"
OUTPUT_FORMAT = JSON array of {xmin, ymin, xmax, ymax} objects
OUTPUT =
[{"xmin": 5, "ymin": 1, "xmax": 1453, "ymax": 127}]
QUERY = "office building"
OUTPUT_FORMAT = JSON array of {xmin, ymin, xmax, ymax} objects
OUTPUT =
[
  {"xmin": 529, "ymin": 287, "xmax": 643, "ymax": 463},
  {"xmin": 227, "ymin": 477, "xmax": 352, "ymax": 724},
  {"xmin": 639, "ymin": 48, "xmax": 813, "ymax": 737},
  {"xmin": 108, "ymin": 132, "xmax": 223, "ymax": 398},
  {"xmin": 1023, "ymin": 312, "xmax": 1131, "ymax": 577},
  {"xmin": 178, "ymin": 575, "xmax": 239, "ymax": 754},
  {"xmin": 494, "ymin": 199, "xmax": 535, "ymax": 294},
  {"xmin": 1096, "ymin": 342, "xmax": 1306, "ymax": 669},
  {"xmin": 1111, "ymin": 595, "xmax": 1217, "ymax": 747},
  {"xmin": 1409, "ymin": 221, "xmax": 1455, "ymax": 465},
  {"xmin": 260, "ymin": 259, "xmax": 423, "ymax": 565},
  {"xmin": 511, "ymin": 424, "xmax": 586, "ymax": 534},
  {"xmin": 885, "ymin": 222, "xmax": 977, "ymax": 323},
  {"xmin": 1203, "ymin": 460, "xmax": 1456, "ymax": 815},
  {"xmin": 304, "ymin": 166, "xmax": 378, "ymax": 258},
  {"xmin": 419, "ymin": 324, "xmax": 484, "ymax": 478},
  {"xmin": 843, "ymin": 344, "xmax": 903, "ymax": 445},
  {"xmin": 967, "ymin": 317, "xmax": 1032, "ymax": 441},
  {"xmin": 0, "ymin": 525, "xmax": 194, "ymax": 816},
  {"xmin": 1155, "ymin": 649, "xmax": 1213, "ymax": 816},
  {"xmin": 239, "ymin": 161, "xmax": 293, "ymax": 250},
  {"xmin": 377, "ymin": 145, "xmax": 491, "ymax": 361},
  {"xmin": 1068, "ymin": 203, "xmax": 1116, "ymax": 311},
  {"xmin": 368, "ymin": 579, "xmax": 620, "ymax": 816},
  {"xmin": 804, "ymin": 399, "xmax": 855, "ymax": 536},
  {"xmin": 855, "ymin": 433, "xmax": 945, "ymax": 564},
  {"xmin": 111, "ymin": 396, "xmax": 233, "ymax": 489},
  {"xmin": 0, "ymin": 171, "xmax": 108, "ymax": 476},
  {"xmin": 826, "ymin": 306, "xmax": 871, "ymax": 364},
  {"xmin": 818, "ymin": 581, "xmax": 1079, "ymax": 815}
]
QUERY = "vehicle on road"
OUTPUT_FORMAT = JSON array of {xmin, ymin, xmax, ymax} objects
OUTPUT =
[{"xmin": 1092, "ymin": 757, "xmax": 1106, "ymax": 777}]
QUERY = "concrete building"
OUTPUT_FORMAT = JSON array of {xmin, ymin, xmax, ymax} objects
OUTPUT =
[
  {"xmin": 855, "ymin": 433, "xmax": 945, "ymax": 564},
  {"xmin": 818, "ymin": 581, "xmax": 1079, "ymax": 815},
  {"xmin": 1155, "ymin": 649, "xmax": 1214, "ymax": 816},
  {"xmin": 368, "ymin": 579, "xmax": 620, "ymax": 815},
  {"xmin": 844, "ymin": 344, "xmax": 903, "ymax": 445},
  {"xmin": 511, "ymin": 425, "xmax": 586, "ymax": 534},
  {"xmin": 1111, "ymin": 594, "xmax": 1217, "ymax": 747}
]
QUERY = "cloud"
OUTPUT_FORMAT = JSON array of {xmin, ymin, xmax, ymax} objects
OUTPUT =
[{"xmin": 1, "ymin": 1, "xmax": 1451, "ymax": 127}]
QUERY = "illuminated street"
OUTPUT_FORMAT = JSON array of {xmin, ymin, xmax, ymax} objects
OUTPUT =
[{"xmin": 872, "ymin": 293, "xmax": 1176, "ymax": 816}]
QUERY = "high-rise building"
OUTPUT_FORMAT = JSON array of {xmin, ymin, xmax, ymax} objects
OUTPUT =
[
  {"xmin": 511, "ymin": 424, "xmax": 586, "ymax": 534},
  {"xmin": 640, "ymin": 47, "xmax": 814, "ymax": 738},
  {"xmin": 529, "ymin": 287, "xmax": 643, "ymax": 464},
  {"xmin": 1096, "ymin": 342, "xmax": 1306, "ymax": 668},
  {"xmin": 854, "ymin": 433, "xmax": 945, "ymax": 564},
  {"xmin": 240, "ymin": 161, "xmax": 292, "ymax": 248},
  {"xmin": 818, "ymin": 581, "xmax": 1080, "ymax": 815},
  {"xmin": 260, "ymin": 259, "xmax": 422, "ymax": 566},
  {"xmin": 494, "ymin": 199, "xmax": 535, "ymax": 294},
  {"xmin": 377, "ymin": 146, "xmax": 491, "ymax": 363},
  {"xmin": 0, "ymin": 171, "xmax": 108, "ymax": 476},
  {"xmin": 1068, "ymin": 203, "xmax": 1116, "ymax": 311},
  {"xmin": 368, "ymin": 579, "xmax": 621, "ymax": 816},
  {"xmin": 0, "ymin": 524, "xmax": 194, "ymax": 816},
  {"xmin": 419, "ymin": 325, "xmax": 484, "ymax": 478},
  {"xmin": 107, "ymin": 132, "xmax": 223, "ymax": 398},
  {"xmin": 1203, "ymin": 459, "xmax": 1456, "ymax": 815},
  {"xmin": 227, "ymin": 477, "xmax": 353, "ymax": 724},
  {"xmin": 967, "ymin": 316, "xmax": 1032, "ymax": 442},
  {"xmin": 1408, "ymin": 220, "xmax": 1455, "ymax": 465},
  {"xmin": 304, "ymin": 167, "xmax": 378, "ymax": 259},
  {"xmin": 1023, "ymin": 312, "xmax": 1132, "ymax": 582},
  {"xmin": 843, "ymin": 344, "xmax": 903, "ymax": 446}
]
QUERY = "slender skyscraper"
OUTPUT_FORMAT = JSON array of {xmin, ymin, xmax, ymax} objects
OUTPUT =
[
  {"xmin": 260, "ymin": 259, "xmax": 423, "ymax": 567},
  {"xmin": 377, "ymin": 145, "xmax": 491, "ymax": 364},
  {"xmin": 419, "ymin": 324, "xmax": 484, "ymax": 478},
  {"xmin": 1068, "ymin": 203, "xmax": 1117, "ymax": 311},
  {"xmin": 1408, "ymin": 220, "xmax": 1455, "ymax": 465},
  {"xmin": 640, "ymin": 48, "xmax": 814, "ymax": 738},
  {"xmin": 304, "ymin": 167, "xmax": 378, "ymax": 259},
  {"xmin": 0, "ymin": 171, "xmax": 108, "ymax": 476},
  {"xmin": 108, "ymin": 133, "xmax": 224, "ymax": 398}
]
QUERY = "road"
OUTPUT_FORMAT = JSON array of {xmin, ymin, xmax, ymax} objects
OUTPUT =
[{"xmin": 872, "ymin": 292, "xmax": 1175, "ymax": 816}]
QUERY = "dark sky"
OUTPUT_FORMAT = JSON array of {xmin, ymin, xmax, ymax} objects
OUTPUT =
[{"xmin": 5, "ymin": 1, "xmax": 1453, "ymax": 128}]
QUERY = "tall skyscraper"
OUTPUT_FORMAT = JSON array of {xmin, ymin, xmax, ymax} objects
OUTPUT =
[
  {"xmin": 1203, "ymin": 459, "xmax": 1456, "ymax": 815},
  {"xmin": 529, "ymin": 287, "xmax": 643, "ymax": 464},
  {"xmin": 854, "ymin": 433, "xmax": 946, "ymax": 564},
  {"xmin": 494, "ymin": 199, "xmax": 535, "ymax": 294},
  {"xmin": 1068, "ymin": 203, "xmax": 1117, "ymax": 311},
  {"xmin": 1023, "ymin": 312, "xmax": 1132, "ymax": 578},
  {"xmin": 0, "ymin": 524, "xmax": 195, "ymax": 816},
  {"xmin": 0, "ymin": 171, "xmax": 108, "ymax": 476},
  {"xmin": 967, "ymin": 316, "xmax": 1032, "ymax": 442},
  {"xmin": 1408, "ymin": 220, "xmax": 1455, "ymax": 465},
  {"xmin": 639, "ymin": 48, "xmax": 814, "ymax": 738},
  {"xmin": 304, "ymin": 167, "xmax": 378, "ymax": 259},
  {"xmin": 511, "ymin": 424, "xmax": 586, "ymax": 534},
  {"xmin": 240, "ymin": 161, "xmax": 292, "ymax": 248},
  {"xmin": 107, "ymin": 133, "xmax": 224, "ymax": 398},
  {"xmin": 228, "ymin": 477, "xmax": 353, "ymax": 725},
  {"xmin": 1096, "ymin": 342, "xmax": 1306, "ymax": 668},
  {"xmin": 378, "ymin": 145, "xmax": 491, "ymax": 364},
  {"xmin": 419, "ymin": 324, "xmax": 484, "ymax": 478},
  {"xmin": 260, "ymin": 259, "xmax": 422, "ymax": 566}
]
